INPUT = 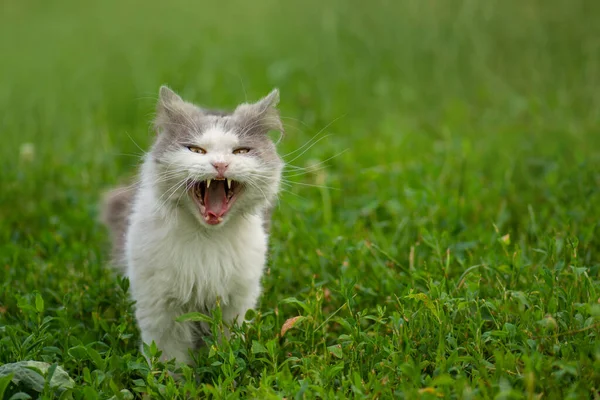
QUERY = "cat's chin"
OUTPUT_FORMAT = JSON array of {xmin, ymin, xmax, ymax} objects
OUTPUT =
[{"xmin": 188, "ymin": 179, "xmax": 242, "ymax": 226}]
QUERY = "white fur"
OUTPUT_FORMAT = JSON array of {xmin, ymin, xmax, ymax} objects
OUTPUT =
[{"xmin": 125, "ymin": 124, "xmax": 277, "ymax": 365}]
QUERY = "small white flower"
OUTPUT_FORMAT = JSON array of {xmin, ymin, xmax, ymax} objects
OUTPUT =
[{"xmin": 19, "ymin": 143, "xmax": 35, "ymax": 162}]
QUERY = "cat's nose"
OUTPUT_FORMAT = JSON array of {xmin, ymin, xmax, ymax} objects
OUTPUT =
[{"xmin": 212, "ymin": 161, "xmax": 229, "ymax": 177}]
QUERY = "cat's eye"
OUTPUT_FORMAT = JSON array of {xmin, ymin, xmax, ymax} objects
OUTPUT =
[
  {"xmin": 233, "ymin": 147, "xmax": 251, "ymax": 155},
  {"xmin": 187, "ymin": 146, "xmax": 206, "ymax": 154}
]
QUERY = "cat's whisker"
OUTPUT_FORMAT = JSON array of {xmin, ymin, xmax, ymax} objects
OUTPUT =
[
  {"xmin": 279, "ymin": 179, "xmax": 339, "ymax": 191},
  {"xmin": 282, "ymin": 163, "xmax": 332, "ymax": 175},
  {"xmin": 236, "ymin": 73, "xmax": 248, "ymax": 102},
  {"xmin": 156, "ymin": 175, "xmax": 191, "ymax": 211},
  {"xmin": 280, "ymin": 122, "xmax": 304, "ymax": 132},
  {"xmin": 244, "ymin": 176, "xmax": 294, "ymax": 196},
  {"xmin": 284, "ymin": 136, "xmax": 339, "ymax": 166},
  {"xmin": 138, "ymin": 169, "xmax": 184, "ymax": 184},
  {"xmin": 284, "ymin": 148, "xmax": 349, "ymax": 172},
  {"xmin": 283, "ymin": 166, "xmax": 331, "ymax": 178},
  {"xmin": 174, "ymin": 180, "xmax": 193, "ymax": 211},
  {"xmin": 281, "ymin": 114, "xmax": 343, "ymax": 161},
  {"xmin": 125, "ymin": 132, "xmax": 148, "ymax": 155},
  {"xmin": 279, "ymin": 115, "xmax": 313, "ymax": 129},
  {"xmin": 155, "ymin": 183, "xmax": 187, "ymax": 214},
  {"xmin": 252, "ymin": 178, "xmax": 294, "ymax": 190},
  {"xmin": 251, "ymin": 178, "xmax": 307, "ymax": 200},
  {"xmin": 112, "ymin": 152, "xmax": 146, "ymax": 160},
  {"xmin": 282, "ymin": 134, "xmax": 333, "ymax": 164},
  {"xmin": 246, "ymin": 172, "xmax": 289, "ymax": 184},
  {"xmin": 278, "ymin": 188, "xmax": 308, "ymax": 200},
  {"xmin": 115, "ymin": 171, "xmax": 184, "ymax": 193},
  {"xmin": 154, "ymin": 181, "xmax": 182, "ymax": 209},
  {"xmin": 244, "ymin": 178, "xmax": 270, "ymax": 204},
  {"xmin": 280, "ymin": 129, "xmax": 331, "ymax": 159},
  {"xmin": 254, "ymin": 178, "xmax": 294, "ymax": 192},
  {"xmin": 252, "ymin": 173, "xmax": 333, "ymax": 191}
]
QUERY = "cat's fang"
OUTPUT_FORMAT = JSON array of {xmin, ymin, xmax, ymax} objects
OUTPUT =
[
  {"xmin": 206, "ymin": 179, "xmax": 212, "ymax": 188},
  {"xmin": 227, "ymin": 179, "xmax": 232, "ymax": 190}
]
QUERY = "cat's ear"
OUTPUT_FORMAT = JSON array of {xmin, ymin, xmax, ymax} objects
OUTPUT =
[
  {"xmin": 156, "ymin": 85, "xmax": 184, "ymax": 119},
  {"xmin": 159, "ymin": 85, "xmax": 183, "ymax": 105},
  {"xmin": 155, "ymin": 86, "xmax": 187, "ymax": 133},
  {"xmin": 234, "ymin": 89, "xmax": 283, "ymax": 135}
]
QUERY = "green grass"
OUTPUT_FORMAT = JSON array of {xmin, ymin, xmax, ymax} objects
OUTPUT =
[{"xmin": 1, "ymin": 0, "xmax": 600, "ymax": 398}]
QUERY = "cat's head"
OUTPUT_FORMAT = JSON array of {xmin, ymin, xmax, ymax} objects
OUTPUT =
[{"xmin": 149, "ymin": 86, "xmax": 284, "ymax": 227}]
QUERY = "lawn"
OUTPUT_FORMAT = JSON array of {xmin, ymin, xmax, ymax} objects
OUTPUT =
[{"xmin": 1, "ymin": 0, "xmax": 599, "ymax": 398}]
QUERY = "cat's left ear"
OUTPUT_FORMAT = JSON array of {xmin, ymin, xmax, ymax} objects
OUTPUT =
[
  {"xmin": 234, "ymin": 89, "xmax": 283, "ymax": 135},
  {"xmin": 156, "ymin": 86, "xmax": 185, "ymax": 122}
]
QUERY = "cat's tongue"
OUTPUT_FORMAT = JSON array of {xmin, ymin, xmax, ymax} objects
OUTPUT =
[{"xmin": 204, "ymin": 180, "xmax": 228, "ymax": 223}]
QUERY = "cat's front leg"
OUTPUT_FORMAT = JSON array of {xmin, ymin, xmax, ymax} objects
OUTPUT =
[
  {"xmin": 136, "ymin": 301, "xmax": 195, "ymax": 365},
  {"xmin": 218, "ymin": 306, "xmax": 244, "ymax": 342},
  {"xmin": 221, "ymin": 292, "xmax": 258, "ymax": 336}
]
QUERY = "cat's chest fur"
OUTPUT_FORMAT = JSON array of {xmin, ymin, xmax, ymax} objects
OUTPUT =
[{"xmin": 126, "ymin": 192, "xmax": 267, "ymax": 310}]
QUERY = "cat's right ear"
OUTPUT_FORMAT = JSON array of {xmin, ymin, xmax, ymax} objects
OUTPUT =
[
  {"xmin": 159, "ymin": 86, "xmax": 183, "ymax": 105},
  {"xmin": 155, "ymin": 86, "xmax": 185, "ymax": 133}
]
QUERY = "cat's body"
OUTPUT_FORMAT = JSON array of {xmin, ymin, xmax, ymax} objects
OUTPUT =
[{"xmin": 101, "ymin": 87, "xmax": 283, "ymax": 365}]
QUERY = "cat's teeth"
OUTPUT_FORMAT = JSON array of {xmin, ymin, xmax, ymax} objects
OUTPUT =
[
  {"xmin": 206, "ymin": 179, "xmax": 212, "ymax": 188},
  {"xmin": 217, "ymin": 217, "xmax": 223, "ymax": 223},
  {"xmin": 227, "ymin": 179, "xmax": 232, "ymax": 189}
]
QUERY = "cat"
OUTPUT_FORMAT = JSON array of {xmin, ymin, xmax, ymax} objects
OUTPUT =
[{"xmin": 101, "ymin": 86, "xmax": 284, "ymax": 365}]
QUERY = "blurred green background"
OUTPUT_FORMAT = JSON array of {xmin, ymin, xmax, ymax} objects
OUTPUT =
[
  {"xmin": 1, "ymin": 0, "xmax": 598, "ymax": 264},
  {"xmin": 1, "ymin": 0, "xmax": 599, "ymax": 397}
]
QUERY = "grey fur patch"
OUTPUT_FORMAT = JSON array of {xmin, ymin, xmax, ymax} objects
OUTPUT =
[{"xmin": 100, "ymin": 186, "xmax": 134, "ymax": 270}]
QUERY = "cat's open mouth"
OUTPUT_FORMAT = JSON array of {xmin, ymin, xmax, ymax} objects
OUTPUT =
[{"xmin": 189, "ymin": 178, "xmax": 242, "ymax": 225}]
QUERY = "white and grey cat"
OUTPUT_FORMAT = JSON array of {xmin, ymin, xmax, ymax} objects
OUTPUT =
[{"xmin": 101, "ymin": 86, "xmax": 284, "ymax": 365}]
